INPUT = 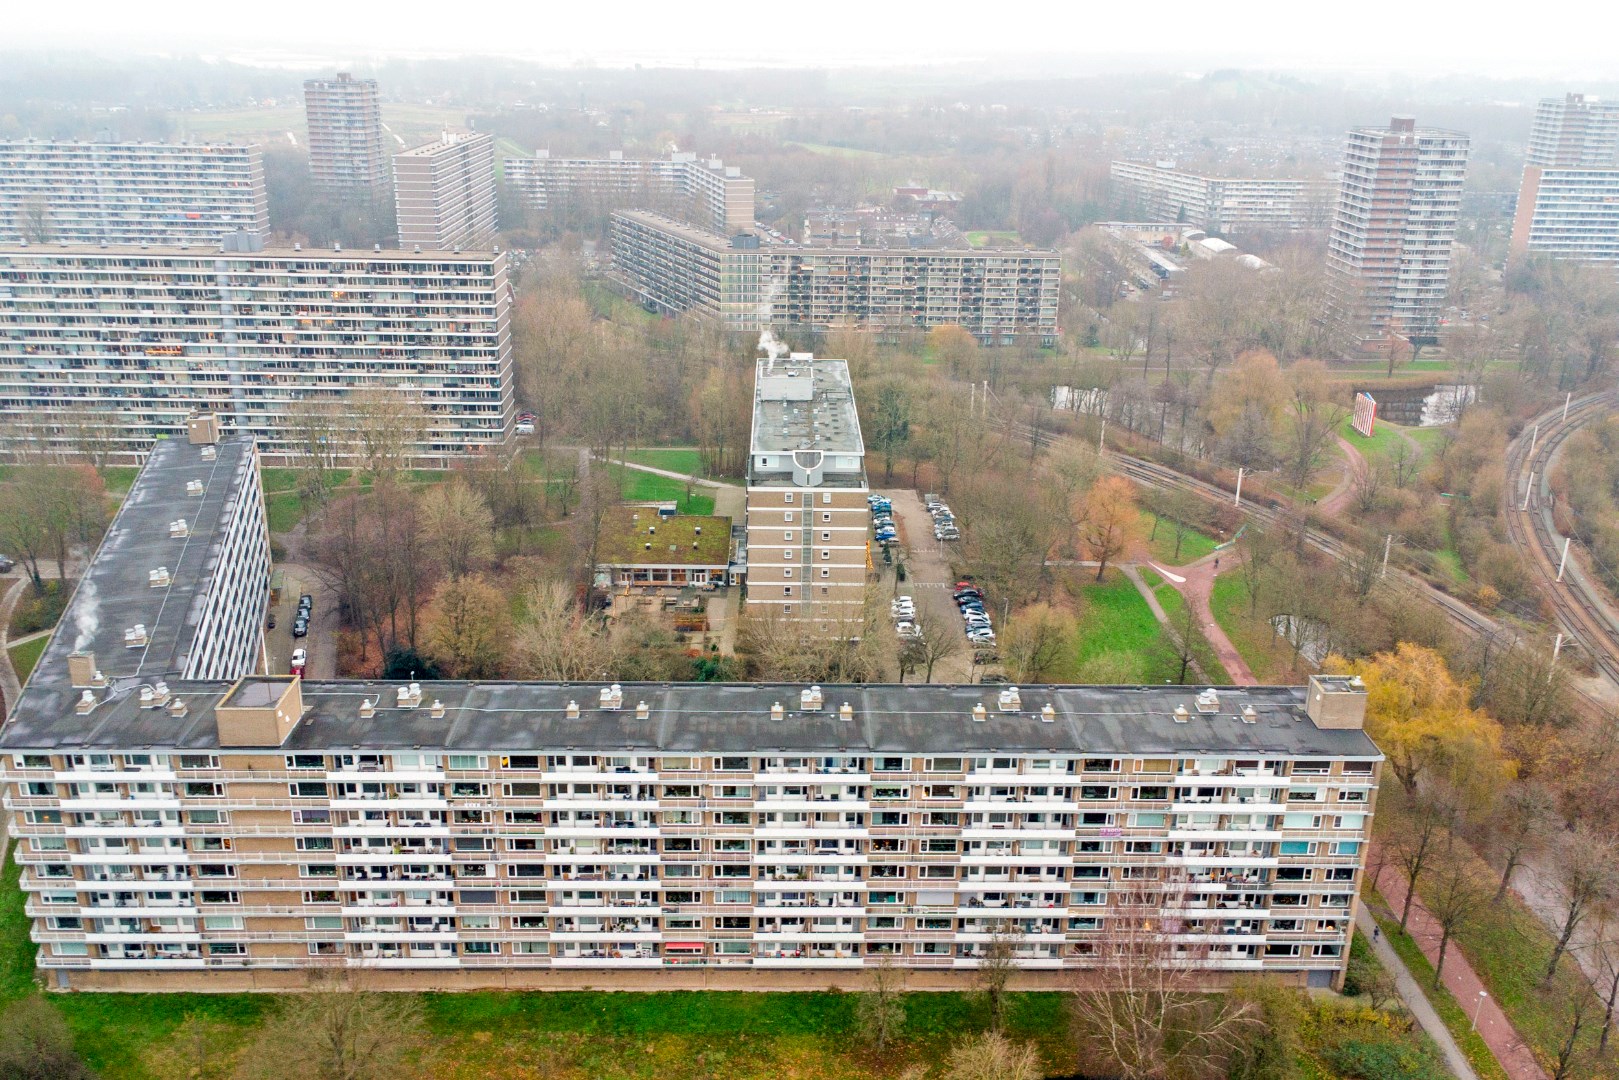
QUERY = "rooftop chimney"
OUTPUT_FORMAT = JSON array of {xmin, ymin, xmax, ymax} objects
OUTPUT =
[
  {"xmin": 359, "ymin": 697, "xmax": 376, "ymax": 719},
  {"xmin": 600, "ymin": 684, "xmax": 623, "ymax": 711},
  {"xmin": 1173, "ymin": 705, "xmax": 1190, "ymax": 723},
  {"xmin": 971, "ymin": 703, "xmax": 987, "ymax": 723},
  {"xmin": 566, "ymin": 700, "xmax": 580, "ymax": 719},
  {"xmin": 1305, "ymin": 674, "xmax": 1368, "ymax": 730},
  {"xmin": 185, "ymin": 480, "xmax": 205, "ymax": 497},
  {"xmin": 1040, "ymin": 703, "xmax": 1056, "ymax": 723},
  {"xmin": 124, "ymin": 624, "xmax": 148, "ymax": 648},
  {"xmin": 148, "ymin": 567, "xmax": 171, "ymax": 588},
  {"xmin": 770, "ymin": 702, "xmax": 784, "ymax": 721},
  {"xmin": 1195, "ymin": 689, "xmax": 1220, "ymax": 714},
  {"xmin": 800, "ymin": 686, "xmax": 824, "ymax": 711},
  {"xmin": 430, "ymin": 699, "xmax": 445, "ymax": 719},
  {"xmin": 396, "ymin": 682, "xmax": 423, "ymax": 709},
  {"xmin": 76, "ymin": 690, "xmax": 97, "ymax": 715},
  {"xmin": 997, "ymin": 687, "xmax": 1022, "ymax": 713},
  {"xmin": 67, "ymin": 652, "xmax": 105, "ymax": 689},
  {"xmin": 839, "ymin": 702, "xmax": 853, "ymax": 722},
  {"xmin": 186, "ymin": 412, "xmax": 220, "ymax": 446},
  {"xmin": 170, "ymin": 519, "xmax": 189, "ymax": 538},
  {"xmin": 635, "ymin": 700, "xmax": 650, "ymax": 720}
]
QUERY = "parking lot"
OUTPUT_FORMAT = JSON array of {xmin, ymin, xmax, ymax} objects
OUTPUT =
[
  {"xmin": 264, "ymin": 564, "xmax": 337, "ymax": 679},
  {"xmin": 876, "ymin": 490, "xmax": 987, "ymax": 683}
]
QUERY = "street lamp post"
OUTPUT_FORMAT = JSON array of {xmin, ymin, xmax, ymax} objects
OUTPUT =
[{"xmin": 1471, "ymin": 989, "xmax": 1489, "ymax": 1032}]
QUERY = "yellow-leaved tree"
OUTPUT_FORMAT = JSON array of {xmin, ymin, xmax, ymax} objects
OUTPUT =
[{"xmin": 1326, "ymin": 643, "xmax": 1513, "ymax": 798}]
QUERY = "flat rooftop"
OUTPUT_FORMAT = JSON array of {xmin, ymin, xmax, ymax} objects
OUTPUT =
[
  {"xmin": 12, "ymin": 436, "xmax": 257, "ymax": 712},
  {"xmin": 597, "ymin": 508, "xmax": 731, "ymax": 567},
  {"xmin": 750, "ymin": 357, "xmax": 864, "ymax": 457},
  {"xmin": 0, "ymin": 679, "xmax": 1380, "ymax": 759},
  {"xmin": 613, "ymin": 210, "xmax": 1058, "ymax": 258}
]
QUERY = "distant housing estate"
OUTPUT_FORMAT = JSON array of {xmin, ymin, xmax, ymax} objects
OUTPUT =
[
  {"xmin": 1109, "ymin": 161, "xmax": 1336, "ymax": 235},
  {"xmin": 0, "ymin": 240, "xmax": 513, "ymax": 464},
  {"xmin": 611, "ymin": 211, "xmax": 1060, "ymax": 343},
  {"xmin": 504, "ymin": 150, "xmax": 755, "ymax": 235},
  {"xmin": 1512, "ymin": 94, "xmax": 1619, "ymax": 269},
  {"xmin": 0, "ymin": 141, "xmax": 269, "ymax": 246},
  {"xmin": 303, "ymin": 73, "xmax": 389, "ymax": 193}
]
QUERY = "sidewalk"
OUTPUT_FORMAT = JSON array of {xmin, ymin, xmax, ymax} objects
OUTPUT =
[
  {"xmin": 1355, "ymin": 904, "xmax": 1481, "ymax": 1080},
  {"xmin": 1158, "ymin": 553, "xmax": 1257, "ymax": 683},
  {"xmin": 1373, "ymin": 852, "xmax": 1549, "ymax": 1080}
]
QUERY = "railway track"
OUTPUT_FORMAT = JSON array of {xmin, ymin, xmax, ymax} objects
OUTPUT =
[{"xmin": 1501, "ymin": 391, "xmax": 1619, "ymax": 685}]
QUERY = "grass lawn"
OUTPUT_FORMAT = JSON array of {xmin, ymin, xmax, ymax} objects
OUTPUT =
[
  {"xmin": 1363, "ymin": 889, "xmax": 1513, "ymax": 1080},
  {"xmin": 100, "ymin": 466, "xmax": 141, "ymax": 495},
  {"xmin": 583, "ymin": 281, "xmax": 661, "ymax": 327},
  {"xmin": 611, "ymin": 464, "xmax": 715, "ymax": 516},
  {"xmin": 785, "ymin": 141, "xmax": 886, "ymax": 159},
  {"xmin": 1140, "ymin": 511, "xmax": 1219, "ymax": 566},
  {"xmin": 1147, "ymin": 578, "xmax": 1232, "ymax": 685},
  {"xmin": 1207, "ymin": 572, "xmax": 1313, "ymax": 684},
  {"xmin": 1337, "ymin": 414, "xmax": 1408, "ymax": 468},
  {"xmin": 1068, "ymin": 570, "xmax": 1181, "ymax": 683},
  {"xmin": 619, "ymin": 448, "xmax": 706, "ymax": 477},
  {"xmin": 7, "ymin": 634, "xmax": 50, "ymax": 685},
  {"xmin": 264, "ymin": 492, "xmax": 306, "ymax": 534},
  {"xmin": 964, "ymin": 230, "xmax": 1022, "ymax": 248}
]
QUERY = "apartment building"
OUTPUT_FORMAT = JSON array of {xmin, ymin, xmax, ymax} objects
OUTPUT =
[
  {"xmin": 1322, "ymin": 117, "xmax": 1470, "ymax": 352},
  {"xmin": 610, "ymin": 211, "xmax": 1061, "ymax": 344},
  {"xmin": 744, "ymin": 357, "xmax": 869, "ymax": 631},
  {"xmin": 1512, "ymin": 95, "xmax": 1619, "ymax": 268},
  {"xmin": 1110, "ymin": 161, "xmax": 1336, "ymax": 234},
  {"xmin": 504, "ymin": 150, "xmax": 755, "ymax": 235},
  {"xmin": 0, "ymin": 241, "xmax": 513, "ymax": 464},
  {"xmin": 0, "ymin": 141, "xmax": 269, "ymax": 246},
  {"xmin": 394, "ymin": 132, "xmax": 498, "ymax": 250},
  {"xmin": 1526, "ymin": 93, "xmax": 1619, "ymax": 168},
  {"xmin": 303, "ymin": 73, "xmax": 389, "ymax": 192}
]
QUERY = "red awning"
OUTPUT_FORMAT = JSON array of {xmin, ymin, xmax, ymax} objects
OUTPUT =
[{"xmin": 664, "ymin": 942, "xmax": 705, "ymax": 951}]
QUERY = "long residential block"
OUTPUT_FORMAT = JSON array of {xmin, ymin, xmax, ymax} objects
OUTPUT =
[
  {"xmin": 505, "ymin": 150, "xmax": 754, "ymax": 235},
  {"xmin": 0, "ymin": 435, "xmax": 1381, "ymax": 992},
  {"xmin": 0, "ymin": 141, "xmax": 269, "ymax": 246},
  {"xmin": 611, "ymin": 211, "xmax": 1061, "ymax": 344},
  {"xmin": 0, "ymin": 244, "xmax": 513, "ymax": 464}
]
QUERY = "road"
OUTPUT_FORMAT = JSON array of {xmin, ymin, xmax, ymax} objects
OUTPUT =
[
  {"xmin": 264, "ymin": 563, "xmax": 338, "ymax": 679},
  {"xmin": 878, "ymin": 489, "xmax": 978, "ymax": 682}
]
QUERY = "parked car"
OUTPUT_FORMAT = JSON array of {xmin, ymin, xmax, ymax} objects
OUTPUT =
[
  {"xmin": 515, "ymin": 410, "xmax": 537, "ymax": 435},
  {"xmin": 290, "ymin": 648, "xmax": 307, "ymax": 677},
  {"xmin": 895, "ymin": 622, "xmax": 922, "ymax": 640},
  {"xmin": 297, "ymin": 593, "xmax": 313, "ymax": 612},
  {"xmin": 0, "ymin": 555, "xmax": 14, "ymax": 573},
  {"xmin": 292, "ymin": 617, "xmax": 309, "ymax": 638},
  {"xmin": 266, "ymin": 612, "xmax": 277, "ymax": 630},
  {"xmin": 924, "ymin": 494, "xmax": 942, "ymax": 510}
]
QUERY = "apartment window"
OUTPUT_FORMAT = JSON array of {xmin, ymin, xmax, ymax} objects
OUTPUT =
[
  {"xmin": 783, "ymin": 532, "xmax": 794, "ymax": 542},
  {"xmin": 783, "ymin": 494, "xmax": 793, "ymax": 504},
  {"xmin": 464, "ymin": 941, "xmax": 498, "ymax": 955},
  {"xmin": 177, "ymin": 755, "xmax": 219, "ymax": 770},
  {"xmin": 289, "ymin": 782, "xmax": 327, "ymax": 798},
  {"xmin": 295, "ymin": 837, "xmax": 334, "ymax": 851},
  {"xmin": 292, "ymin": 809, "xmax": 329, "ymax": 824},
  {"xmin": 821, "ymin": 493, "xmax": 831, "ymax": 504},
  {"xmin": 13, "ymin": 755, "xmax": 50, "ymax": 769},
  {"xmin": 304, "ymin": 916, "xmax": 343, "ymax": 930},
  {"xmin": 446, "ymin": 755, "xmax": 486, "ymax": 770},
  {"xmin": 1084, "ymin": 759, "xmax": 1119, "ymax": 773},
  {"xmin": 819, "ymin": 568, "xmax": 830, "ymax": 579},
  {"xmin": 286, "ymin": 755, "xmax": 324, "ymax": 770},
  {"xmin": 1329, "ymin": 841, "xmax": 1360, "ymax": 856},
  {"xmin": 1137, "ymin": 759, "xmax": 1172, "ymax": 773},
  {"xmin": 821, "ymin": 513, "xmax": 831, "ymax": 523},
  {"xmin": 1279, "ymin": 841, "xmax": 1315, "ymax": 856},
  {"xmin": 782, "ymin": 550, "xmax": 793, "ymax": 561},
  {"xmin": 300, "ymin": 864, "xmax": 336, "ymax": 878},
  {"xmin": 926, "ymin": 758, "xmax": 963, "ymax": 773},
  {"xmin": 783, "ymin": 568, "xmax": 793, "ymax": 578},
  {"xmin": 1131, "ymin": 813, "xmax": 1166, "ymax": 828},
  {"xmin": 200, "ymin": 891, "xmax": 240, "ymax": 905},
  {"xmin": 716, "ymin": 757, "xmax": 751, "ymax": 772},
  {"xmin": 875, "ymin": 757, "xmax": 908, "ymax": 773}
]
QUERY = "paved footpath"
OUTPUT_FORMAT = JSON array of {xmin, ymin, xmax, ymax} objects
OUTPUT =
[
  {"xmin": 1373, "ymin": 852, "xmax": 1549, "ymax": 1080},
  {"xmin": 1155, "ymin": 552, "xmax": 1257, "ymax": 684},
  {"xmin": 1355, "ymin": 903, "xmax": 1481, "ymax": 1080}
]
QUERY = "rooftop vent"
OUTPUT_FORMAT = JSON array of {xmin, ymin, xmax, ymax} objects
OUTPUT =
[
  {"xmin": 1173, "ymin": 704, "xmax": 1190, "ymax": 723},
  {"xmin": 635, "ymin": 700, "xmax": 650, "ymax": 720},
  {"xmin": 359, "ymin": 697, "xmax": 377, "ymax": 719},
  {"xmin": 997, "ymin": 687, "xmax": 1022, "ymax": 713},
  {"xmin": 839, "ymin": 702, "xmax": 853, "ymax": 722},
  {"xmin": 430, "ymin": 699, "xmax": 445, "ymax": 719},
  {"xmin": 124, "ymin": 624, "xmax": 148, "ymax": 648},
  {"xmin": 170, "ymin": 519, "xmax": 189, "ymax": 538},
  {"xmin": 293, "ymin": 242, "xmax": 302, "ymax": 252},
  {"xmin": 566, "ymin": 700, "xmax": 580, "ymax": 719},
  {"xmin": 1041, "ymin": 703, "xmax": 1056, "ymax": 723},
  {"xmin": 67, "ymin": 652, "xmax": 105, "ymax": 689},
  {"xmin": 148, "ymin": 567, "xmax": 171, "ymax": 588},
  {"xmin": 199, "ymin": 445, "xmax": 216, "ymax": 461},
  {"xmin": 167, "ymin": 697, "xmax": 188, "ymax": 718},
  {"xmin": 1195, "ymin": 689, "xmax": 1220, "ymax": 714},
  {"xmin": 397, "ymin": 682, "xmax": 423, "ymax": 709},
  {"xmin": 971, "ymin": 703, "xmax": 987, "ymax": 723},
  {"xmin": 1241, "ymin": 705, "xmax": 1258, "ymax": 724},
  {"xmin": 185, "ymin": 480, "xmax": 205, "ymax": 497},
  {"xmin": 76, "ymin": 690, "xmax": 97, "ymax": 715},
  {"xmin": 800, "ymin": 686, "xmax": 824, "ymax": 711},
  {"xmin": 770, "ymin": 702, "xmax": 785, "ymax": 722},
  {"xmin": 600, "ymin": 684, "xmax": 623, "ymax": 711}
]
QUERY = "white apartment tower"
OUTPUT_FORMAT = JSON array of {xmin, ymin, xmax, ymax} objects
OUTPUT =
[
  {"xmin": 744, "ymin": 356, "xmax": 870, "ymax": 634},
  {"xmin": 394, "ymin": 132, "xmax": 498, "ymax": 251},
  {"xmin": 0, "ymin": 244, "xmax": 513, "ymax": 464},
  {"xmin": 303, "ymin": 73, "xmax": 389, "ymax": 192},
  {"xmin": 1512, "ymin": 94, "xmax": 1619, "ymax": 268},
  {"xmin": 505, "ymin": 151, "xmax": 756, "ymax": 235},
  {"xmin": 0, "ymin": 141, "xmax": 269, "ymax": 245},
  {"xmin": 1322, "ymin": 117, "xmax": 1470, "ymax": 352}
]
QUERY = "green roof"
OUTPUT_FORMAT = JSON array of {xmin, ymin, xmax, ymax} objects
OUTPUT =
[{"xmin": 597, "ymin": 507, "xmax": 731, "ymax": 567}]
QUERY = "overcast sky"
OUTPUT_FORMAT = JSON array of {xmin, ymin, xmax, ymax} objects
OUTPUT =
[{"xmin": 11, "ymin": 0, "xmax": 1617, "ymax": 79}]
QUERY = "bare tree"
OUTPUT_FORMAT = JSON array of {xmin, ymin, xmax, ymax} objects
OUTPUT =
[
  {"xmin": 1068, "ymin": 877, "xmax": 1258, "ymax": 1080},
  {"xmin": 1280, "ymin": 361, "xmax": 1348, "ymax": 493},
  {"xmin": 1390, "ymin": 794, "xmax": 1455, "ymax": 932},
  {"xmin": 349, "ymin": 387, "xmax": 429, "ymax": 481},
  {"xmin": 855, "ymin": 953, "xmax": 908, "ymax": 1054},
  {"xmin": 1542, "ymin": 826, "xmax": 1619, "ymax": 986},
  {"xmin": 283, "ymin": 397, "xmax": 349, "ymax": 508},
  {"xmin": 422, "ymin": 573, "xmax": 512, "ymax": 679},
  {"xmin": 1081, "ymin": 474, "xmax": 1140, "ymax": 581},
  {"xmin": 1424, "ymin": 845, "xmax": 1490, "ymax": 988},
  {"xmin": 417, "ymin": 480, "xmax": 496, "ymax": 579},
  {"xmin": 914, "ymin": 613, "xmax": 963, "ymax": 684},
  {"xmin": 237, "ymin": 966, "xmax": 425, "ymax": 1080},
  {"xmin": 1550, "ymin": 983, "xmax": 1602, "ymax": 1080},
  {"xmin": 1480, "ymin": 781, "xmax": 1556, "ymax": 902},
  {"xmin": 1000, "ymin": 603, "xmax": 1074, "ymax": 683},
  {"xmin": 976, "ymin": 920, "xmax": 1023, "ymax": 1032}
]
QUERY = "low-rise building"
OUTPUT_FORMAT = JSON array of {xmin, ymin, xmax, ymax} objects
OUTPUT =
[{"xmin": 596, "ymin": 507, "xmax": 733, "ymax": 590}]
